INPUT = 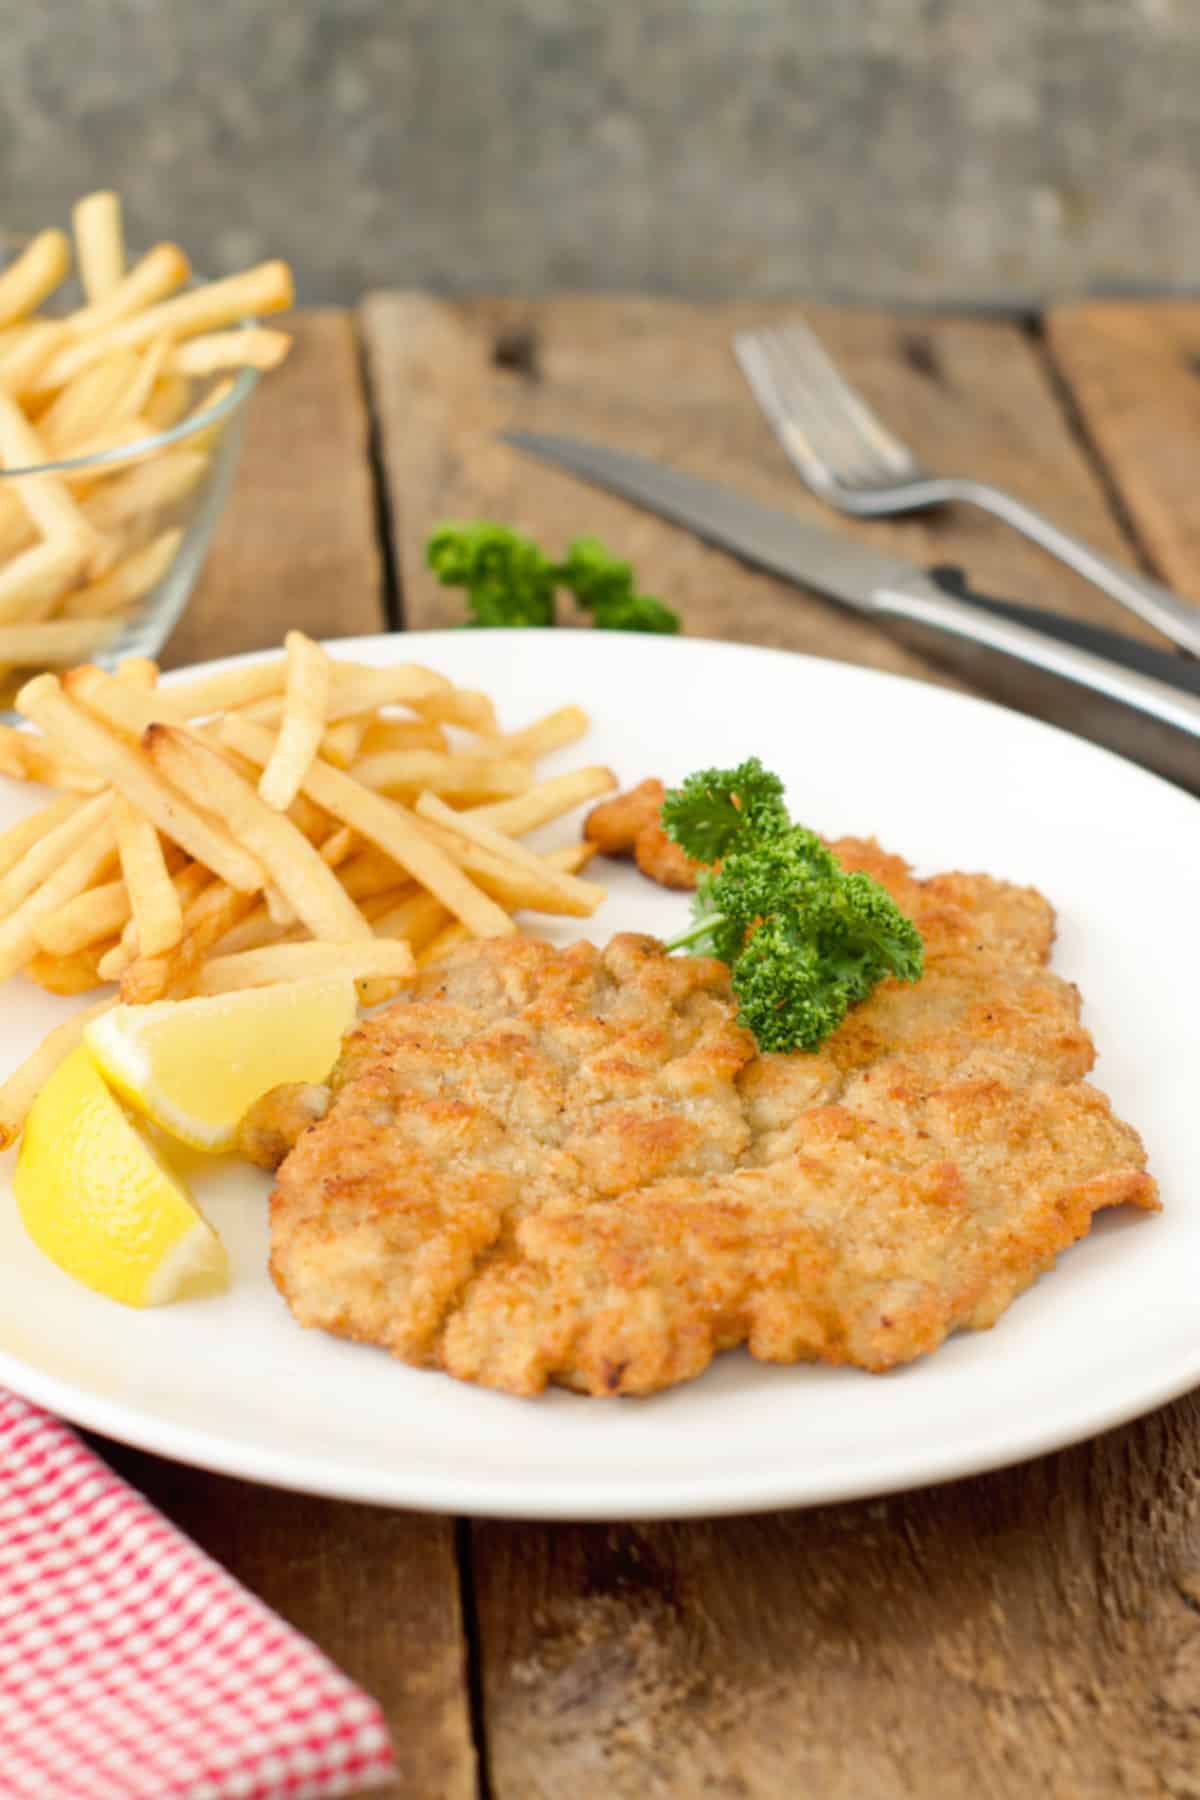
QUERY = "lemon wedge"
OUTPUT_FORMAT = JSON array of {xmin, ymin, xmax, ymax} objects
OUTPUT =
[
  {"xmin": 84, "ymin": 974, "xmax": 358, "ymax": 1153},
  {"xmin": 15, "ymin": 1045, "xmax": 225, "ymax": 1307}
]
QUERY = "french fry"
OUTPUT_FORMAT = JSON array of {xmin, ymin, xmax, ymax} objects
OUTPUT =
[
  {"xmin": 0, "ymin": 811, "xmax": 118, "ymax": 980},
  {"xmin": 264, "ymin": 884, "xmax": 297, "ymax": 927},
  {"xmin": 486, "ymin": 705, "xmax": 590, "ymax": 763},
  {"xmin": 62, "ymin": 659, "xmax": 164, "ymax": 736},
  {"xmin": 0, "ymin": 619, "xmax": 115, "ymax": 667},
  {"xmin": 0, "ymin": 999, "xmax": 114, "ymax": 1148},
  {"xmin": 145, "ymin": 721, "xmax": 372, "ymax": 942},
  {"xmin": 0, "ymin": 496, "xmax": 36, "ymax": 566},
  {"xmin": 221, "ymin": 713, "xmax": 516, "ymax": 939},
  {"xmin": 0, "ymin": 725, "xmax": 102, "ymax": 791},
  {"xmin": 350, "ymin": 749, "xmax": 531, "ymax": 802},
  {"xmin": 34, "ymin": 875, "xmax": 130, "ymax": 954},
  {"xmin": 415, "ymin": 792, "xmax": 607, "ymax": 914},
  {"xmin": 467, "ymin": 765, "xmax": 617, "ymax": 836},
  {"xmin": 336, "ymin": 845, "xmax": 410, "ymax": 902},
  {"xmin": 15, "ymin": 675, "xmax": 265, "ymax": 891},
  {"xmin": 546, "ymin": 841, "xmax": 598, "ymax": 877},
  {"xmin": 0, "ymin": 388, "xmax": 108, "ymax": 563},
  {"xmin": 35, "ymin": 352, "xmax": 144, "ymax": 455},
  {"xmin": 0, "ymin": 791, "xmax": 111, "ymax": 919},
  {"xmin": 58, "ymin": 419, "xmax": 160, "ymax": 479},
  {"xmin": 72, "ymin": 192, "xmax": 125, "ymax": 305},
  {"xmin": 60, "ymin": 528, "xmax": 182, "ymax": 619},
  {"xmin": 208, "ymin": 901, "xmax": 299, "ymax": 958},
  {"xmin": 121, "ymin": 334, "xmax": 175, "ymax": 424},
  {"xmin": 368, "ymin": 888, "xmax": 448, "ymax": 947},
  {"xmin": 408, "ymin": 811, "xmax": 600, "ymax": 918},
  {"xmin": 0, "ymin": 231, "xmax": 71, "ymax": 328},
  {"xmin": 416, "ymin": 921, "xmax": 471, "ymax": 969},
  {"xmin": 242, "ymin": 662, "xmax": 453, "ymax": 730},
  {"xmin": 317, "ymin": 823, "xmax": 357, "ymax": 868},
  {"xmin": 357, "ymin": 884, "xmax": 415, "ymax": 923},
  {"xmin": 146, "ymin": 655, "xmax": 288, "ymax": 721},
  {"xmin": 115, "ymin": 655, "xmax": 160, "ymax": 689},
  {"xmin": 0, "ymin": 792, "xmax": 86, "ymax": 880},
  {"xmin": 258, "ymin": 630, "xmax": 331, "ymax": 811},
  {"xmin": 66, "ymin": 243, "xmax": 191, "ymax": 337},
  {"xmin": 0, "ymin": 321, "xmax": 70, "ymax": 395},
  {"xmin": 179, "ymin": 376, "xmax": 236, "ymax": 452},
  {"xmin": 194, "ymin": 938, "xmax": 415, "ymax": 996},
  {"xmin": 0, "ymin": 538, "xmax": 88, "ymax": 625},
  {"xmin": 142, "ymin": 371, "xmax": 192, "ymax": 431},
  {"xmin": 83, "ymin": 448, "xmax": 208, "ymax": 535},
  {"xmin": 168, "ymin": 329, "xmax": 292, "ymax": 376},
  {"xmin": 317, "ymin": 716, "xmax": 368, "ymax": 770},
  {"xmin": 98, "ymin": 858, "xmax": 214, "ymax": 984},
  {"xmin": 0, "ymin": 619, "xmax": 611, "ymax": 1136},
  {"xmin": 358, "ymin": 716, "xmax": 448, "ymax": 757},
  {"xmin": 322, "ymin": 661, "xmax": 452, "ymax": 717},
  {"xmin": 117, "ymin": 876, "xmax": 254, "ymax": 1002},
  {"xmin": 38, "ymin": 259, "xmax": 295, "ymax": 389},
  {"xmin": 114, "ymin": 793, "xmax": 183, "ymax": 956},
  {"xmin": 28, "ymin": 943, "xmax": 112, "ymax": 995},
  {"xmin": 409, "ymin": 688, "xmax": 498, "ymax": 735}
]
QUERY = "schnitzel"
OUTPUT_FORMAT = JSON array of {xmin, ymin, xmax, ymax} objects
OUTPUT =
[
  {"xmin": 249, "ymin": 836, "xmax": 1157, "ymax": 1397},
  {"xmin": 585, "ymin": 776, "xmax": 700, "ymax": 888}
]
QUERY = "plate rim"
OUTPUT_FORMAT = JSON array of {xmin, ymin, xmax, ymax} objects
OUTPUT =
[{"xmin": 1, "ymin": 626, "xmax": 1196, "ymax": 1519}]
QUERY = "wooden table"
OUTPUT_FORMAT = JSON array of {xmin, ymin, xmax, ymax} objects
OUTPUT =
[{"xmin": 91, "ymin": 298, "xmax": 1200, "ymax": 1798}]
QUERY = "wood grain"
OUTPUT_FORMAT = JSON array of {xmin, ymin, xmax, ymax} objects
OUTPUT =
[
  {"xmin": 1045, "ymin": 300, "xmax": 1200, "ymax": 608},
  {"xmin": 361, "ymin": 293, "xmax": 1165, "ymax": 684},
  {"xmin": 473, "ymin": 1395, "xmax": 1200, "ymax": 1798},
  {"xmin": 163, "ymin": 309, "xmax": 384, "ymax": 670}
]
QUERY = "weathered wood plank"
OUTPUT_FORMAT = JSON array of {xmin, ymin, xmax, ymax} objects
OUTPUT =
[
  {"xmin": 89, "ymin": 307, "xmax": 476, "ymax": 1800},
  {"xmin": 163, "ymin": 309, "xmax": 384, "ymax": 669},
  {"xmin": 1045, "ymin": 300, "xmax": 1200, "ymax": 604},
  {"xmin": 362, "ymin": 294, "xmax": 1161, "ymax": 680},
  {"xmin": 473, "ymin": 1395, "xmax": 1200, "ymax": 1798}
]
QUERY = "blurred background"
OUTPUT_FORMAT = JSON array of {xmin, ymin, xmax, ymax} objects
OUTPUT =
[{"xmin": 9, "ymin": 0, "xmax": 1198, "ymax": 307}]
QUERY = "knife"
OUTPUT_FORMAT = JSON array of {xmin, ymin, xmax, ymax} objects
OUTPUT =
[{"xmin": 503, "ymin": 430, "xmax": 1200, "ymax": 793}]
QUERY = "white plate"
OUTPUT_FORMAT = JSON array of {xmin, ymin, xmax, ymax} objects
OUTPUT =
[{"xmin": 0, "ymin": 630, "xmax": 1196, "ymax": 1520}]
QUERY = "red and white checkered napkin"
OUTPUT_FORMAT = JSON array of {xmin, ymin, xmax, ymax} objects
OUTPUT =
[{"xmin": 0, "ymin": 1391, "xmax": 395, "ymax": 1800}]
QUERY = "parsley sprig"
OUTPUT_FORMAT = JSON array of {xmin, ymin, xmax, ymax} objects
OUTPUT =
[
  {"xmin": 662, "ymin": 758, "xmax": 924, "ymax": 1053},
  {"xmin": 426, "ymin": 523, "xmax": 680, "ymax": 634}
]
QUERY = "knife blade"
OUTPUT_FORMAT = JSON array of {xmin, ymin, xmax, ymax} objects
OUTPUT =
[{"xmin": 503, "ymin": 430, "xmax": 1200, "ymax": 792}]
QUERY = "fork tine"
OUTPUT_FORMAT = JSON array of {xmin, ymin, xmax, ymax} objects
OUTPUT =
[
  {"xmin": 736, "ymin": 330, "xmax": 867, "ymax": 487},
  {"xmin": 767, "ymin": 322, "xmax": 917, "ymax": 477},
  {"xmin": 758, "ymin": 328, "xmax": 889, "ymax": 485},
  {"xmin": 735, "ymin": 321, "xmax": 919, "ymax": 490}
]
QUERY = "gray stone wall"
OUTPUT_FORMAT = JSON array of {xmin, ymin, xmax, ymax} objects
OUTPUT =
[{"xmin": 4, "ymin": 0, "xmax": 1198, "ymax": 306}]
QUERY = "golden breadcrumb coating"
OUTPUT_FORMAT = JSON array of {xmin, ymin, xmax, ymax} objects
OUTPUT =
[{"xmin": 255, "ymin": 836, "xmax": 1158, "ymax": 1398}]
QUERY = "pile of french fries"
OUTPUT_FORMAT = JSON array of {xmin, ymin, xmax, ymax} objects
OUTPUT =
[
  {"xmin": 0, "ymin": 632, "xmax": 617, "ymax": 1143},
  {"xmin": 0, "ymin": 190, "xmax": 294, "ymax": 686}
]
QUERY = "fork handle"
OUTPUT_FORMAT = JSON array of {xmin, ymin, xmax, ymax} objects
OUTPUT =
[{"xmin": 932, "ymin": 477, "xmax": 1200, "ymax": 659}]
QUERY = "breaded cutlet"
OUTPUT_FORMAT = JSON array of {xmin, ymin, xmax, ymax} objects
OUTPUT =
[{"xmin": 245, "ymin": 837, "xmax": 1157, "ymax": 1397}]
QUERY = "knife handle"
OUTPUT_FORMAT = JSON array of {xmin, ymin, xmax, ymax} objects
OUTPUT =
[
  {"xmin": 871, "ymin": 568, "xmax": 1200, "ymax": 793},
  {"xmin": 926, "ymin": 565, "xmax": 1200, "ymax": 696}
]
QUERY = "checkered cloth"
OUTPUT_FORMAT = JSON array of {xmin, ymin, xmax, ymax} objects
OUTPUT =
[{"xmin": 0, "ymin": 1391, "xmax": 395, "ymax": 1800}]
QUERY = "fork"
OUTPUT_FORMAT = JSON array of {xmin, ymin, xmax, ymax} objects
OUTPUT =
[{"xmin": 733, "ymin": 320, "xmax": 1200, "ymax": 658}]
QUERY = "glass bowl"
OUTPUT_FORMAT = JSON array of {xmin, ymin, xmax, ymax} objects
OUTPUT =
[{"xmin": 0, "ymin": 239, "xmax": 263, "ymax": 697}]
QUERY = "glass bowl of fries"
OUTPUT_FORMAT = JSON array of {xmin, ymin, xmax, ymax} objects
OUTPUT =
[{"xmin": 0, "ymin": 197, "xmax": 294, "ymax": 705}]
